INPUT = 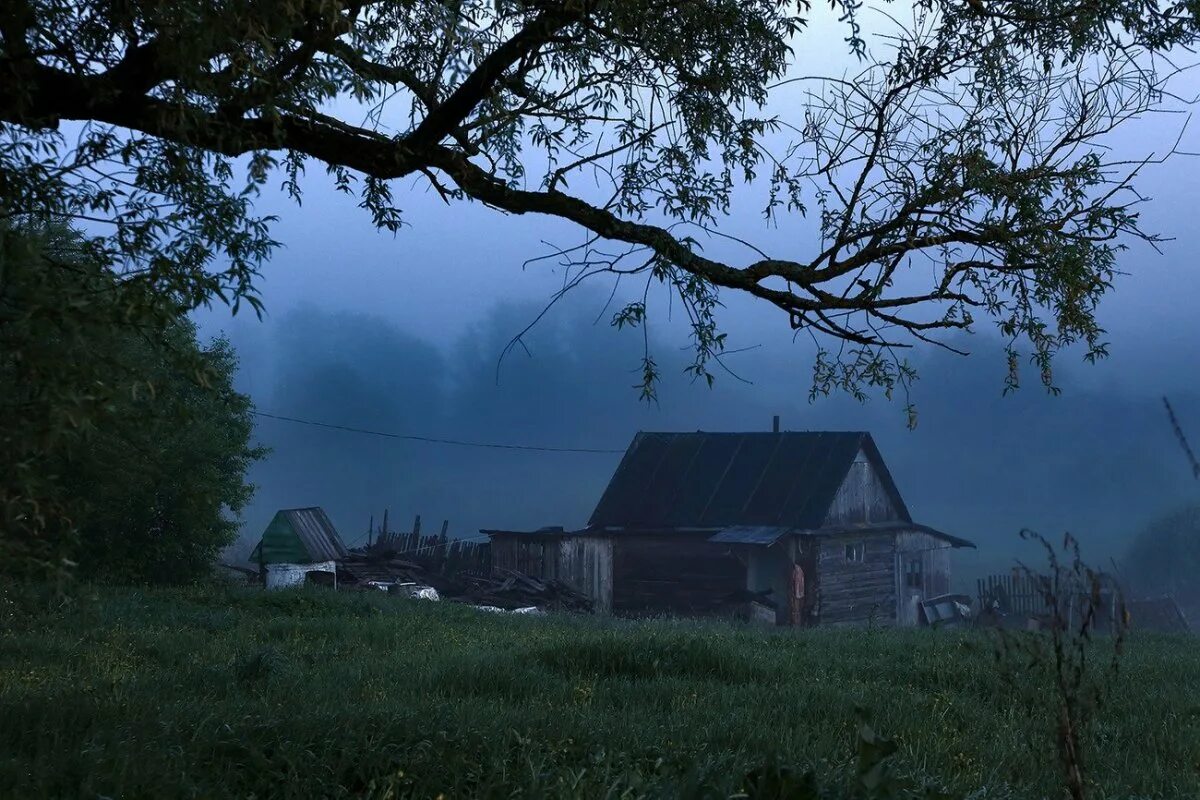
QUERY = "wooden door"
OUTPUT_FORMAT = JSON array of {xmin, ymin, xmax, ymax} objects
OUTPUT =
[{"xmin": 789, "ymin": 563, "xmax": 806, "ymax": 626}]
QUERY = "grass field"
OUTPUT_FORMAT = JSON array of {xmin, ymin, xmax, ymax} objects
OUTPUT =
[{"xmin": 1, "ymin": 584, "xmax": 1198, "ymax": 799}]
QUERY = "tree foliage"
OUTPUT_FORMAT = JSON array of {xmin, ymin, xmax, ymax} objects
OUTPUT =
[
  {"xmin": 1120, "ymin": 504, "xmax": 1200, "ymax": 610},
  {"xmin": 0, "ymin": 222, "xmax": 264, "ymax": 582},
  {"xmin": 1, "ymin": 0, "xmax": 1197, "ymax": 401}
]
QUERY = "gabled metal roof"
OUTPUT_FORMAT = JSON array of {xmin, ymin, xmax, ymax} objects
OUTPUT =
[
  {"xmin": 251, "ymin": 507, "xmax": 349, "ymax": 565},
  {"xmin": 284, "ymin": 507, "xmax": 349, "ymax": 561},
  {"xmin": 588, "ymin": 431, "xmax": 911, "ymax": 530}
]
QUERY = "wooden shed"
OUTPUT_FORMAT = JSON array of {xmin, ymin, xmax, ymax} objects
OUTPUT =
[
  {"xmin": 483, "ymin": 527, "xmax": 614, "ymax": 614},
  {"xmin": 484, "ymin": 431, "xmax": 973, "ymax": 627},
  {"xmin": 249, "ymin": 507, "xmax": 349, "ymax": 588}
]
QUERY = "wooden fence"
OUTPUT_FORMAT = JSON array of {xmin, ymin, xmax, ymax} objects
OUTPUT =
[
  {"xmin": 364, "ymin": 512, "xmax": 491, "ymax": 576},
  {"xmin": 977, "ymin": 573, "xmax": 1052, "ymax": 617},
  {"xmin": 976, "ymin": 571, "xmax": 1121, "ymax": 632}
]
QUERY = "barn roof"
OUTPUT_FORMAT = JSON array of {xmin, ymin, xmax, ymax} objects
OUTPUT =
[
  {"xmin": 250, "ymin": 507, "xmax": 349, "ymax": 565},
  {"xmin": 587, "ymin": 431, "xmax": 911, "ymax": 530}
]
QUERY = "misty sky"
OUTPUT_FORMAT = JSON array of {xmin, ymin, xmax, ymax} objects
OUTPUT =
[{"xmin": 194, "ymin": 6, "xmax": 1200, "ymax": 591}]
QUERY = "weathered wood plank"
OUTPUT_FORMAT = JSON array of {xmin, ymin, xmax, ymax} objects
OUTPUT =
[
  {"xmin": 811, "ymin": 529, "xmax": 899, "ymax": 626},
  {"xmin": 822, "ymin": 595, "xmax": 896, "ymax": 610},
  {"xmin": 821, "ymin": 575, "xmax": 895, "ymax": 590},
  {"xmin": 821, "ymin": 565, "xmax": 895, "ymax": 581},
  {"xmin": 612, "ymin": 535, "xmax": 745, "ymax": 616},
  {"xmin": 823, "ymin": 595, "xmax": 899, "ymax": 610},
  {"xmin": 558, "ymin": 536, "xmax": 613, "ymax": 614},
  {"xmin": 821, "ymin": 584, "xmax": 895, "ymax": 601},
  {"xmin": 821, "ymin": 578, "xmax": 896, "ymax": 596},
  {"xmin": 823, "ymin": 449, "xmax": 903, "ymax": 526},
  {"xmin": 820, "ymin": 553, "xmax": 894, "ymax": 569},
  {"xmin": 822, "ymin": 600, "xmax": 898, "ymax": 615}
]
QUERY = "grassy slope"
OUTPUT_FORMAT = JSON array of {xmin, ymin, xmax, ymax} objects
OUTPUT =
[{"xmin": 1, "ymin": 585, "xmax": 1198, "ymax": 799}]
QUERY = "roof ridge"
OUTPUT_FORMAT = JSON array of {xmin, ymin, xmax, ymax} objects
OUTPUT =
[{"xmin": 591, "ymin": 430, "xmax": 884, "ymax": 530}]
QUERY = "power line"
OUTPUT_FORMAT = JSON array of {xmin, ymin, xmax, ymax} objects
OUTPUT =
[{"xmin": 251, "ymin": 410, "xmax": 626, "ymax": 454}]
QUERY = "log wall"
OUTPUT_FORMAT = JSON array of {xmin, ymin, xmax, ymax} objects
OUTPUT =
[
  {"xmin": 612, "ymin": 535, "xmax": 746, "ymax": 617},
  {"xmin": 813, "ymin": 532, "xmax": 898, "ymax": 625}
]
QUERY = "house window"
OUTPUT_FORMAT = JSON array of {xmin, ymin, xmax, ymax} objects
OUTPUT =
[
  {"xmin": 845, "ymin": 542, "xmax": 865, "ymax": 563},
  {"xmin": 905, "ymin": 558, "xmax": 923, "ymax": 590}
]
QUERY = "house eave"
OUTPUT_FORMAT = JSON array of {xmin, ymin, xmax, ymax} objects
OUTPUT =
[
  {"xmin": 481, "ymin": 522, "xmax": 975, "ymax": 550},
  {"xmin": 795, "ymin": 521, "xmax": 975, "ymax": 549}
]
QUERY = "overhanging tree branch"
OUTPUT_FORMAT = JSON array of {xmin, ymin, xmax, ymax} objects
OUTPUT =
[{"xmin": 1, "ymin": 0, "xmax": 1196, "ymax": 400}]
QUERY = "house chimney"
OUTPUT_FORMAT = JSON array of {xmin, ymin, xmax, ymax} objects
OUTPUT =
[{"xmin": 772, "ymin": 415, "xmax": 780, "ymax": 433}]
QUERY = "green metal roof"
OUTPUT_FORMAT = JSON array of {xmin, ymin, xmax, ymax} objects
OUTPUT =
[{"xmin": 252, "ymin": 508, "xmax": 348, "ymax": 565}]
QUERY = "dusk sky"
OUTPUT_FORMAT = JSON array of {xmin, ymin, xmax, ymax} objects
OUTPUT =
[{"xmin": 194, "ymin": 6, "xmax": 1200, "ymax": 589}]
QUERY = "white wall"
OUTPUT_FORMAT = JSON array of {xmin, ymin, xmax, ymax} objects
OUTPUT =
[{"xmin": 264, "ymin": 560, "xmax": 337, "ymax": 589}]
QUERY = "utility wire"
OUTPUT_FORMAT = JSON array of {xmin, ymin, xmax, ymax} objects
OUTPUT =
[{"xmin": 251, "ymin": 410, "xmax": 626, "ymax": 454}]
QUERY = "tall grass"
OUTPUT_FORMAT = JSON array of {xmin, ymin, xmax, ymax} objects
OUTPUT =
[{"xmin": 0, "ymin": 584, "xmax": 1197, "ymax": 799}]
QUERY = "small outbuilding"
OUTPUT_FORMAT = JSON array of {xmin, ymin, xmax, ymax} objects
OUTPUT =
[
  {"xmin": 481, "ymin": 526, "xmax": 614, "ymax": 614},
  {"xmin": 484, "ymin": 430, "xmax": 974, "ymax": 627},
  {"xmin": 249, "ymin": 507, "xmax": 349, "ymax": 589}
]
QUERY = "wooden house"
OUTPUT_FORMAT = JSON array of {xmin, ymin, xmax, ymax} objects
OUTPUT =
[{"xmin": 484, "ymin": 431, "xmax": 973, "ymax": 626}]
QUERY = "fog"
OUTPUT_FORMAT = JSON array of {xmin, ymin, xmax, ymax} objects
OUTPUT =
[
  {"xmin": 195, "ymin": 5, "xmax": 1200, "ymax": 594},
  {"xmin": 214, "ymin": 285, "xmax": 1198, "ymax": 592}
]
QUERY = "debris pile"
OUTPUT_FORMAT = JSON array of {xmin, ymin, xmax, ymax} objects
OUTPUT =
[
  {"xmin": 713, "ymin": 588, "xmax": 777, "ymax": 625},
  {"xmin": 919, "ymin": 593, "xmax": 974, "ymax": 627},
  {"xmin": 335, "ymin": 554, "xmax": 593, "ymax": 613},
  {"xmin": 338, "ymin": 554, "xmax": 427, "ymax": 587},
  {"xmin": 456, "ymin": 569, "xmax": 593, "ymax": 613}
]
